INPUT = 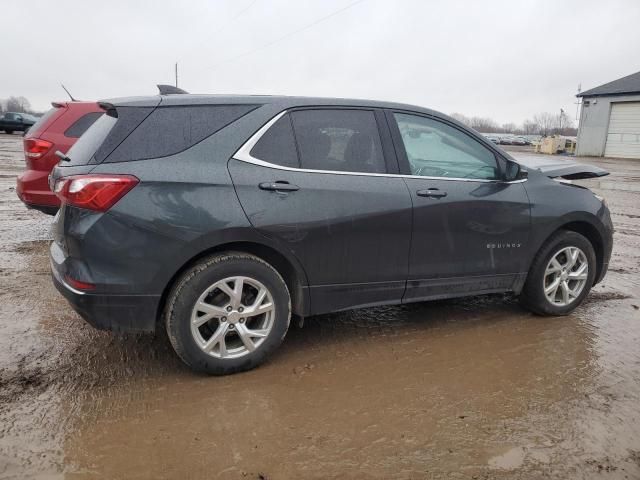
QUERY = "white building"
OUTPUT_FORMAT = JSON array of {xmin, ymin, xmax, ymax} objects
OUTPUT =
[{"xmin": 576, "ymin": 70, "xmax": 640, "ymax": 158}]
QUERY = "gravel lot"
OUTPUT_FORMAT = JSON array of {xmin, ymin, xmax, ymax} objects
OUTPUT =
[{"xmin": 1, "ymin": 133, "xmax": 639, "ymax": 479}]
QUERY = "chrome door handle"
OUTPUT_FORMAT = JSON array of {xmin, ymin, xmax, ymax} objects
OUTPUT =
[
  {"xmin": 416, "ymin": 188, "xmax": 447, "ymax": 198},
  {"xmin": 259, "ymin": 182, "xmax": 300, "ymax": 192}
]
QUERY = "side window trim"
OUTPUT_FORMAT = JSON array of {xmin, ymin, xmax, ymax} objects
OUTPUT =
[
  {"xmin": 384, "ymin": 109, "xmax": 506, "ymax": 181},
  {"xmin": 234, "ymin": 109, "xmax": 515, "ymax": 183},
  {"xmin": 234, "ymin": 110, "xmax": 290, "ymax": 165}
]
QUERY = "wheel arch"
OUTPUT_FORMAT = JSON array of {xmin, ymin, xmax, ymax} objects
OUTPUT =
[
  {"xmin": 535, "ymin": 220, "xmax": 605, "ymax": 285},
  {"xmin": 556, "ymin": 221, "xmax": 605, "ymax": 283},
  {"xmin": 156, "ymin": 240, "xmax": 310, "ymax": 326}
]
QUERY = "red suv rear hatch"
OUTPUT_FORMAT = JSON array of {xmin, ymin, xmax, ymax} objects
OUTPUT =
[{"xmin": 16, "ymin": 101, "xmax": 103, "ymax": 214}]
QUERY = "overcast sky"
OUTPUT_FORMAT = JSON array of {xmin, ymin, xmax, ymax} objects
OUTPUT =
[{"xmin": 3, "ymin": 0, "xmax": 639, "ymax": 124}]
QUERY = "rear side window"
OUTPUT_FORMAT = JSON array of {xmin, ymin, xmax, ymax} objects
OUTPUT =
[
  {"xmin": 64, "ymin": 112, "xmax": 103, "ymax": 138},
  {"xmin": 290, "ymin": 109, "xmax": 386, "ymax": 173},
  {"xmin": 250, "ymin": 113, "xmax": 299, "ymax": 168},
  {"xmin": 65, "ymin": 113, "xmax": 118, "ymax": 166},
  {"xmin": 104, "ymin": 105, "xmax": 257, "ymax": 163},
  {"xmin": 94, "ymin": 107, "xmax": 155, "ymax": 163}
]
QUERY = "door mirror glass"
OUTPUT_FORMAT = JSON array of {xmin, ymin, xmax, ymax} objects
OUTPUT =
[{"xmin": 504, "ymin": 160, "xmax": 519, "ymax": 181}]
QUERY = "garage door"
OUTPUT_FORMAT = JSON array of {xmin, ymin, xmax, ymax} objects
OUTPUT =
[{"xmin": 604, "ymin": 102, "xmax": 640, "ymax": 159}]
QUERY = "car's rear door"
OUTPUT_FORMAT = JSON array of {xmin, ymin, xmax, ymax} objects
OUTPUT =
[
  {"xmin": 229, "ymin": 107, "xmax": 413, "ymax": 315},
  {"xmin": 386, "ymin": 110, "xmax": 531, "ymax": 302}
]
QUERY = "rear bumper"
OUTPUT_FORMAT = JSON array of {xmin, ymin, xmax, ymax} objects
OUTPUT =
[
  {"xmin": 17, "ymin": 170, "xmax": 60, "ymax": 213},
  {"xmin": 51, "ymin": 256, "xmax": 160, "ymax": 333}
]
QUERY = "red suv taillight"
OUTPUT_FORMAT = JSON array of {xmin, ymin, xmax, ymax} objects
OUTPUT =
[
  {"xmin": 24, "ymin": 138, "xmax": 53, "ymax": 161},
  {"xmin": 54, "ymin": 175, "xmax": 139, "ymax": 212}
]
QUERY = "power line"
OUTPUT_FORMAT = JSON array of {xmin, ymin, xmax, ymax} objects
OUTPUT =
[
  {"xmin": 194, "ymin": 0, "xmax": 367, "ymax": 76},
  {"xmin": 178, "ymin": 0, "xmax": 259, "ymax": 64}
]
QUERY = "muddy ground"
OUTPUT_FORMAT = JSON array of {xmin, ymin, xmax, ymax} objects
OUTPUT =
[{"xmin": 0, "ymin": 133, "xmax": 639, "ymax": 479}]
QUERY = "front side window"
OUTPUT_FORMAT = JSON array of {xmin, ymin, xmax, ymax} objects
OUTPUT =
[
  {"xmin": 290, "ymin": 109, "xmax": 386, "ymax": 174},
  {"xmin": 394, "ymin": 113, "xmax": 499, "ymax": 180}
]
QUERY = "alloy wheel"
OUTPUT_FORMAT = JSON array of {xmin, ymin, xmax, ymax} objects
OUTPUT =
[
  {"xmin": 190, "ymin": 276, "xmax": 275, "ymax": 359},
  {"xmin": 543, "ymin": 246, "xmax": 589, "ymax": 307}
]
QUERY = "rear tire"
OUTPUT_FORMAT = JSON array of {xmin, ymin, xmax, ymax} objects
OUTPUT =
[
  {"xmin": 165, "ymin": 252, "xmax": 291, "ymax": 375},
  {"xmin": 5, "ymin": 130, "xmax": 13, "ymax": 135},
  {"xmin": 520, "ymin": 230, "xmax": 596, "ymax": 316}
]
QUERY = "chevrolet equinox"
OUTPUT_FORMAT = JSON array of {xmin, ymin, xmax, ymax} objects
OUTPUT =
[{"xmin": 49, "ymin": 94, "xmax": 613, "ymax": 375}]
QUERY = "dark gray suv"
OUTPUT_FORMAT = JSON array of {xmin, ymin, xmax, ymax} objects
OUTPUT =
[{"xmin": 49, "ymin": 94, "xmax": 613, "ymax": 375}]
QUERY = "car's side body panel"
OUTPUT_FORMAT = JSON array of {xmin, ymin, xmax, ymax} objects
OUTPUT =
[
  {"xmin": 48, "ymin": 95, "xmax": 614, "ymax": 334},
  {"xmin": 401, "ymin": 177, "xmax": 531, "ymax": 301},
  {"xmin": 228, "ymin": 159, "xmax": 413, "ymax": 315},
  {"xmin": 521, "ymin": 171, "xmax": 613, "ymax": 284}
]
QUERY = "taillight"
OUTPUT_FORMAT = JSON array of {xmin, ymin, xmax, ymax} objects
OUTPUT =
[
  {"xmin": 64, "ymin": 275, "xmax": 96, "ymax": 291},
  {"xmin": 54, "ymin": 175, "xmax": 139, "ymax": 212},
  {"xmin": 24, "ymin": 138, "xmax": 53, "ymax": 160}
]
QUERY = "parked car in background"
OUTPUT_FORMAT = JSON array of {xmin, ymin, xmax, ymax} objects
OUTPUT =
[
  {"xmin": 482, "ymin": 134, "xmax": 501, "ymax": 144},
  {"xmin": 0, "ymin": 112, "xmax": 38, "ymax": 134},
  {"xmin": 49, "ymin": 94, "xmax": 613, "ymax": 375},
  {"xmin": 499, "ymin": 136, "xmax": 513, "ymax": 145},
  {"xmin": 16, "ymin": 101, "xmax": 103, "ymax": 214},
  {"xmin": 510, "ymin": 136, "xmax": 527, "ymax": 146}
]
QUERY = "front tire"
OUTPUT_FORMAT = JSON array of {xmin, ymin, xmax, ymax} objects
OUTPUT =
[
  {"xmin": 520, "ymin": 230, "xmax": 596, "ymax": 316},
  {"xmin": 165, "ymin": 252, "xmax": 291, "ymax": 375}
]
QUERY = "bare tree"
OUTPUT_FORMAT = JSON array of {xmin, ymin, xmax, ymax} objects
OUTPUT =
[
  {"xmin": 532, "ymin": 112, "xmax": 556, "ymax": 136},
  {"xmin": 557, "ymin": 109, "xmax": 575, "ymax": 135},
  {"xmin": 448, "ymin": 110, "xmax": 576, "ymax": 137},
  {"xmin": 501, "ymin": 122, "xmax": 517, "ymax": 134},
  {"xmin": 450, "ymin": 112, "xmax": 471, "ymax": 126},
  {"xmin": 4, "ymin": 96, "xmax": 31, "ymax": 113},
  {"xmin": 470, "ymin": 117, "xmax": 500, "ymax": 133}
]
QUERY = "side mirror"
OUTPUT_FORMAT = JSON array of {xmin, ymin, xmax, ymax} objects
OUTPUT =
[
  {"xmin": 516, "ymin": 168, "xmax": 528, "ymax": 181},
  {"xmin": 504, "ymin": 161, "xmax": 528, "ymax": 181}
]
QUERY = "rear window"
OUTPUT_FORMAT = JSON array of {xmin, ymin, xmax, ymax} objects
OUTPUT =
[
  {"xmin": 64, "ymin": 112, "xmax": 103, "ymax": 138},
  {"xmin": 104, "ymin": 104, "xmax": 257, "ymax": 163},
  {"xmin": 26, "ymin": 107, "xmax": 61, "ymax": 136},
  {"xmin": 65, "ymin": 113, "xmax": 118, "ymax": 166}
]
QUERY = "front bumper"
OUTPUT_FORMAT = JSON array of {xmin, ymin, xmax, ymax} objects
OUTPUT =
[{"xmin": 51, "ymin": 256, "xmax": 160, "ymax": 333}]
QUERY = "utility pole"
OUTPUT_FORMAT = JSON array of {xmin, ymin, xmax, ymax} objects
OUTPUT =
[
  {"xmin": 175, "ymin": 62, "xmax": 178, "ymax": 88},
  {"xmin": 575, "ymin": 83, "xmax": 581, "ymax": 121}
]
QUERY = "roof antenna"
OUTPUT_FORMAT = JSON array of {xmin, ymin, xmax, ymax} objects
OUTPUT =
[{"xmin": 61, "ymin": 84, "xmax": 77, "ymax": 101}]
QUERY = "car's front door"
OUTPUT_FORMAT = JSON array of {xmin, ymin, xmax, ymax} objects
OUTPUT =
[
  {"xmin": 387, "ymin": 111, "xmax": 531, "ymax": 301},
  {"xmin": 229, "ymin": 108, "xmax": 413, "ymax": 315}
]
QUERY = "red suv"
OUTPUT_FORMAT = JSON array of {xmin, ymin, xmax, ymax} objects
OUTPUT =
[{"xmin": 17, "ymin": 101, "xmax": 103, "ymax": 214}]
